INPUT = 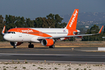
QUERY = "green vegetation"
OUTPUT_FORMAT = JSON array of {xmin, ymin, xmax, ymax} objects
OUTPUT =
[
  {"xmin": 68, "ymin": 68, "xmax": 71, "ymax": 70},
  {"xmin": 82, "ymin": 25, "xmax": 104, "ymax": 41},
  {"xmin": 58, "ymin": 63, "xmax": 60, "ymax": 65},
  {"xmin": 25, "ymin": 61, "xmax": 28, "ymax": 64},
  {"xmin": 84, "ymin": 68, "xmax": 87, "ymax": 70},
  {"xmin": 3, "ymin": 68, "xmax": 6, "ymax": 70},
  {"xmin": 14, "ymin": 67, "xmax": 17, "ymax": 69},
  {"xmin": 76, "ymin": 68, "xmax": 79, "ymax": 70},
  {"xmin": 55, "ymin": 67, "xmax": 58, "ymax": 69},
  {"xmin": 79, "ymin": 64, "xmax": 81, "ymax": 66},
  {"xmin": 33, "ymin": 65, "xmax": 35, "ymax": 66},
  {"xmin": 23, "ymin": 67, "xmax": 26, "ymax": 69}
]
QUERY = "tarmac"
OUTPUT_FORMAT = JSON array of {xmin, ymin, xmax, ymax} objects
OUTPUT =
[{"xmin": 0, "ymin": 47, "xmax": 105, "ymax": 63}]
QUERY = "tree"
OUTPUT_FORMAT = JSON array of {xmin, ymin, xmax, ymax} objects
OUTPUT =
[
  {"xmin": 55, "ymin": 14, "xmax": 63, "ymax": 28},
  {"xmin": 82, "ymin": 25, "xmax": 103, "ymax": 41},
  {"xmin": 69, "ymin": 37, "xmax": 75, "ymax": 41},
  {"xmin": 46, "ymin": 13, "xmax": 63, "ymax": 28},
  {"xmin": 26, "ymin": 18, "xmax": 34, "ymax": 27},
  {"xmin": 5, "ymin": 15, "xmax": 16, "ymax": 30},
  {"xmin": 15, "ymin": 16, "xmax": 26, "ymax": 27},
  {"xmin": 46, "ymin": 13, "xmax": 55, "ymax": 28},
  {"xmin": 42, "ymin": 17, "xmax": 48, "ymax": 28},
  {"xmin": 59, "ymin": 22, "xmax": 67, "ymax": 28},
  {"xmin": 34, "ymin": 17, "xmax": 43, "ymax": 28},
  {"xmin": 89, "ymin": 25, "xmax": 99, "ymax": 34},
  {"xmin": 0, "ymin": 15, "xmax": 5, "ymax": 41}
]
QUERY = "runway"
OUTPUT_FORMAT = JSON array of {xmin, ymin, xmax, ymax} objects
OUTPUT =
[{"xmin": 0, "ymin": 47, "xmax": 105, "ymax": 62}]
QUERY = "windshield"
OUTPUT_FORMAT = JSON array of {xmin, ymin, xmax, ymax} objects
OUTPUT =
[{"xmin": 7, "ymin": 32, "xmax": 15, "ymax": 34}]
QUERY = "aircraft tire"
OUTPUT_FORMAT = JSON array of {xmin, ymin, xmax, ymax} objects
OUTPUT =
[
  {"xmin": 49, "ymin": 45, "xmax": 55, "ymax": 48},
  {"xmin": 28, "ymin": 44, "xmax": 34, "ymax": 48}
]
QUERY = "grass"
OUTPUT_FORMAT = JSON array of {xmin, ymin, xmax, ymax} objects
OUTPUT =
[
  {"xmin": 24, "ymin": 60, "xmax": 28, "ymax": 64},
  {"xmin": 25, "ymin": 61, "xmax": 28, "ymax": 64},
  {"xmin": 76, "ymin": 68, "xmax": 79, "ymax": 70},
  {"xmin": 14, "ymin": 67, "xmax": 17, "ymax": 69},
  {"xmin": 3, "ymin": 68, "xmax": 6, "ymax": 70},
  {"xmin": 58, "ymin": 64, "xmax": 60, "ymax": 65},
  {"xmin": 55, "ymin": 67, "xmax": 58, "ymax": 69},
  {"xmin": 23, "ymin": 67, "xmax": 26, "ymax": 69},
  {"xmin": 84, "ymin": 68, "xmax": 87, "ymax": 70},
  {"xmin": 68, "ymin": 68, "xmax": 71, "ymax": 70},
  {"xmin": 79, "ymin": 64, "xmax": 81, "ymax": 66},
  {"xmin": 37, "ymin": 67, "xmax": 40, "ymax": 69},
  {"xmin": 33, "ymin": 65, "xmax": 35, "ymax": 66}
]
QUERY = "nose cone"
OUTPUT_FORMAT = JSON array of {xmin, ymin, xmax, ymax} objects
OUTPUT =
[{"xmin": 3, "ymin": 34, "xmax": 10, "ymax": 41}]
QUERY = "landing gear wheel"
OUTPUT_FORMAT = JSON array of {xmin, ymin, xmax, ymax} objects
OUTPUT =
[
  {"xmin": 49, "ymin": 45, "xmax": 55, "ymax": 48},
  {"xmin": 28, "ymin": 43, "xmax": 34, "ymax": 48},
  {"xmin": 13, "ymin": 45, "xmax": 17, "ymax": 48}
]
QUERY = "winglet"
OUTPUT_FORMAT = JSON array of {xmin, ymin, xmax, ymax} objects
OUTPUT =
[
  {"xmin": 2, "ymin": 26, "xmax": 5, "ymax": 35},
  {"xmin": 98, "ymin": 26, "xmax": 104, "ymax": 34}
]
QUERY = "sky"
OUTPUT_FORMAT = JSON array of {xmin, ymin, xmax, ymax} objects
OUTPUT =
[{"xmin": 0, "ymin": 0, "xmax": 105, "ymax": 19}]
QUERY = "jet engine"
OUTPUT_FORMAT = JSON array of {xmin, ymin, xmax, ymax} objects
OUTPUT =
[
  {"xmin": 41, "ymin": 39, "xmax": 54, "ymax": 46},
  {"xmin": 10, "ymin": 42, "xmax": 23, "ymax": 46}
]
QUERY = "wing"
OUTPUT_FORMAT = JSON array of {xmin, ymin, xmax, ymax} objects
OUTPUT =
[{"xmin": 38, "ymin": 26, "xmax": 104, "ymax": 40}]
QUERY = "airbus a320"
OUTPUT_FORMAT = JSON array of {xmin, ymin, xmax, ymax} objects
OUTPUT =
[{"xmin": 2, "ymin": 9, "xmax": 103, "ymax": 48}]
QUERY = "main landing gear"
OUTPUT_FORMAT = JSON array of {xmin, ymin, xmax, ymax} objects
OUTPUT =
[
  {"xmin": 49, "ymin": 45, "xmax": 55, "ymax": 48},
  {"xmin": 28, "ymin": 43, "xmax": 34, "ymax": 48}
]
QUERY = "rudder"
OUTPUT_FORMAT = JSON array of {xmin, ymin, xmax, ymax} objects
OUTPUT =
[{"xmin": 66, "ymin": 9, "xmax": 79, "ymax": 30}]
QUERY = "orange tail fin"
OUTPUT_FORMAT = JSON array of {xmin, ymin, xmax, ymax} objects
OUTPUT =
[{"xmin": 66, "ymin": 9, "xmax": 79, "ymax": 30}]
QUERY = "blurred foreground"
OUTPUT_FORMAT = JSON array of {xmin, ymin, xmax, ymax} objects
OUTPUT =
[{"xmin": 0, "ymin": 61, "xmax": 105, "ymax": 70}]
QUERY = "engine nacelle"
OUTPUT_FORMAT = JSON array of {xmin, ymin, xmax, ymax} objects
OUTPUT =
[
  {"xmin": 10, "ymin": 42, "xmax": 23, "ymax": 46},
  {"xmin": 41, "ymin": 39, "xmax": 54, "ymax": 46}
]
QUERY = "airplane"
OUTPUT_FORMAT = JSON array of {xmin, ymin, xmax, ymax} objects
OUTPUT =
[{"xmin": 2, "ymin": 9, "xmax": 104, "ymax": 48}]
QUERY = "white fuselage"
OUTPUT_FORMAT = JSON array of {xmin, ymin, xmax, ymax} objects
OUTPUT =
[{"xmin": 4, "ymin": 28, "xmax": 68, "ymax": 42}]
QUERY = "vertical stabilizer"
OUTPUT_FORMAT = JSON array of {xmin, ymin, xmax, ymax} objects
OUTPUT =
[{"xmin": 66, "ymin": 9, "xmax": 79, "ymax": 30}]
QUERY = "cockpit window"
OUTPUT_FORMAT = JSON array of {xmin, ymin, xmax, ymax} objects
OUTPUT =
[{"xmin": 7, "ymin": 32, "xmax": 15, "ymax": 34}]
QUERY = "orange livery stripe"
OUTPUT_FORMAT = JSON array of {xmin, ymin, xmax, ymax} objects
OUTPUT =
[{"xmin": 8, "ymin": 28, "xmax": 52, "ymax": 37}]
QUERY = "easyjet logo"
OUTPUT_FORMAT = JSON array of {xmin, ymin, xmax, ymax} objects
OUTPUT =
[
  {"xmin": 69, "ymin": 10, "xmax": 78, "ymax": 27},
  {"xmin": 21, "ymin": 29, "xmax": 33, "ymax": 32}
]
